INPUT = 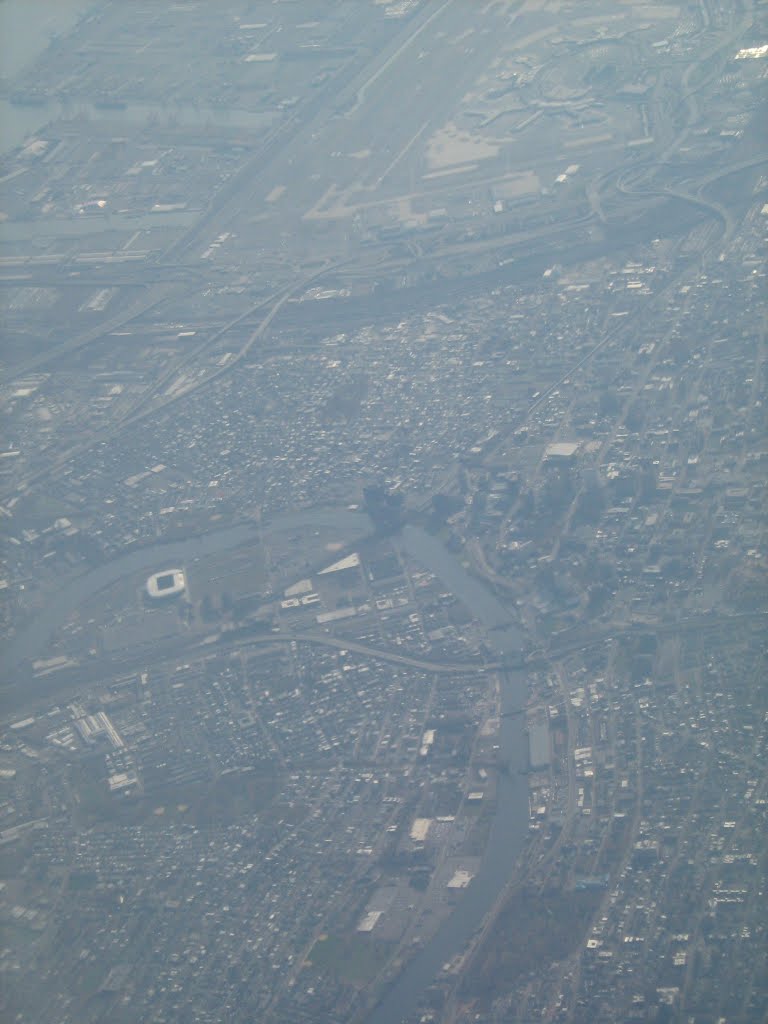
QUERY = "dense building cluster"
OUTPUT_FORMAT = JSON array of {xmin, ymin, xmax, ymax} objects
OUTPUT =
[{"xmin": 0, "ymin": 0, "xmax": 765, "ymax": 1022}]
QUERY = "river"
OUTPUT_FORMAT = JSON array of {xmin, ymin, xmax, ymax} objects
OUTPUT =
[
  {"xmin": 1, "ymin": 510, "xmax": 530, "ymax": 1023},
  {"xmin": 367, "ymin": 682, "xmax": 528, "ymax": 1024},
  {"xmin": 0, "ymin": 523, "xmax": 260, "ymax": 676},
  {"xmin": 368, "ymin": 527, "xmax": 528, "ymax": 1024},
  {"xmin": 0, "ymin": 509, "xmax": 374, "ymax": 677},
  {"xmin": 401, "ymin": 525, "xmax": 523, "ymax": 654}
]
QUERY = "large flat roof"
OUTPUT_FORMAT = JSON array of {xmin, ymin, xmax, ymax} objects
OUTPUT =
[{"xmin": 545, "ymin": 441, "xmax": 580, "ymax": 460}]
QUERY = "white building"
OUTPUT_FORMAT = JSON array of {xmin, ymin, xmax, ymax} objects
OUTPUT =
[{"xmin": 146, "ymin": 568, "xmax": 186, "ymax": 599}]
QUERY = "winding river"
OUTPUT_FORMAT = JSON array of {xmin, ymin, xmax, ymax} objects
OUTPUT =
[
  {"xmin": 1, "ymin": 523, "xmax": 259, "ymax": 676},
  {"xmin": 1, "ymin": 509, "xmax": 530, "ymax": 1023},
  {"xmin": 370, "ymin": 526, "xmax": 528, "ymax": 1024}
]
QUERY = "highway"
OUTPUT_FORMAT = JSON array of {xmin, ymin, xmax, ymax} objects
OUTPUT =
[
  {"xmin": 0, "ymin": 624, "xmax": 498, "ymax": 720},
  {"xmin": 229, "ymin": 629, "xmax": 496, "ymax": 674}
]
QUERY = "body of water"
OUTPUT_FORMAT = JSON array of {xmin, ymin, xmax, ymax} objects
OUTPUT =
[
  {"xmin": 401, "ymin": 524, "xmax": 524, "ymax": 654},
  {"xmin": 0, "ymin": 0, "xmax": 273, "ymax": 157},
  {"xmin": 369, "ymin": 527, "xmax": 528, "ymax": 1024},
  {"xmin": 0, "ymin": 0, "xmax": 94, "ymax": 152},
  {"xmin": 0, "ymin": 97, "xmax": 276, "ymax": 156},
  {"xmin": 367, "ymin": 684, "xmax": 528, "ymax": 1024}
]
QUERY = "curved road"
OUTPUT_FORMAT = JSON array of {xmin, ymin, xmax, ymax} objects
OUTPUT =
[{"xmin": 229, "ymin": 629, "xmax": 497, "ymax": 675}]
